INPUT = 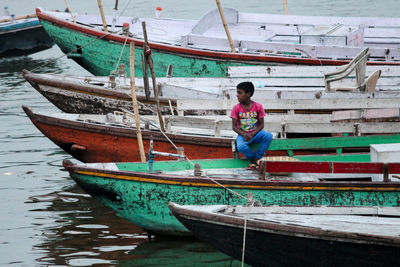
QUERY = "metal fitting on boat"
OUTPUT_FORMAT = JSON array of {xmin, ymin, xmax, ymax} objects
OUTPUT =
[
  {"xmin": 122, "ymin": 22, "xmax": 130, "ymax": 36},
  {"xmin": 109, "ymin": 72, "xmax": 116, "ymax": 89},
  {"xmin": 194, "ymin": 163, "xmax": 202, "ymax": 176}
]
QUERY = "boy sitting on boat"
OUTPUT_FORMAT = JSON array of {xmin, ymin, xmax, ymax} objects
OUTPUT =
[{"xmin": 230, "ymin": 82, "xmax": 273, "ymax": 164}]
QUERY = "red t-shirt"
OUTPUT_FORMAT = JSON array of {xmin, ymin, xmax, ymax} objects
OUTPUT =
[{"xmin": 230, "ymin": 101, "xmax": 265, "ymax": 133}]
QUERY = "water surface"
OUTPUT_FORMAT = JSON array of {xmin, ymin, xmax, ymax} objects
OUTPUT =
[{"xmin": 0, "ymin": 0, "xmax": 399, "ymax": 265}]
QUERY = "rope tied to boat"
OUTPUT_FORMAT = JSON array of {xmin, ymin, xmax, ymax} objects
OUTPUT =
[
  {"xmin": 241, "ymin": 197, "xmax": 255, "ymax": 267},
  {"xmin": 121, "ymin": 107, "xmax": 251, "ymax": 202},
  {"xmin": 124, "ymin": 107, "xmax": 258, "ymax": 266},
  {"xmin": 112, "ymin": 34, "xmax": 129, "ymax": 75}
]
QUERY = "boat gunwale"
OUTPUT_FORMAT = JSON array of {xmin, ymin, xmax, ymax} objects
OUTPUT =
[{"xmin": 62, "ymin": 159, "xmax": 400, "ymax": 191}]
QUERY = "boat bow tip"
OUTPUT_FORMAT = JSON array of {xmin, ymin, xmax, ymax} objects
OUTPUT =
[
  {"xmin": 21, "ymin": 105, "xmax": 32, "ymax": 115},
  {"xmin": 62, "ymin": 159, "xmax": 74, "ymax": 169},
  {"xmin": 35, "ymin": 7, "xmax": 43, "ymax": 15},
  {"xmin": 22, "ymin": 69, "xmax": 31, "ymax": 77}
]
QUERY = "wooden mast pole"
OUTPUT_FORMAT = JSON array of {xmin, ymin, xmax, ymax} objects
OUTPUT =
[
  {"xmin": 97, "ymin": 0, "xmax": 108, "ymax": 32},
  {"xmin": 283, "ymin": 0, "xmax": 288, "ymax": 15},
  {"xmin": 215, "ymin": 0, "xmax": 236, "ymax": 53},
  {"xmin": 142, "ymin": 21, "xmax": 165, "ymax": 132},
  {"xmin": 64, "ymin": 0, "xmax": 76, "ymax": 23},
  {"xmin": 129, "ymin": 42, "xmax": 146, "ymax": 162}
]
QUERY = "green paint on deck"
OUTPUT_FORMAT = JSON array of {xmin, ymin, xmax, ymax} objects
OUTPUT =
[{"xmin": 117, "ymin": 158, "xmax": 251, "ymax": 172}]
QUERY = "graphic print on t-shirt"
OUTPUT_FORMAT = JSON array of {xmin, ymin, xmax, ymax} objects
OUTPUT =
[{"xmin": 239, "ymin": 110, "xmax": 258, "ymax": 132}]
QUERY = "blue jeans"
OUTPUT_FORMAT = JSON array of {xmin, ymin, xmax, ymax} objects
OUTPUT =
[{"xmin": 236, "ymin": 130, "xmax": 273, "ymax": 160}]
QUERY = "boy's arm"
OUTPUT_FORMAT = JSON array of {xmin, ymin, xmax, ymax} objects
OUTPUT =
[{"xmin": 232, "ymin": 118, "xmax": 245, "ymax": 135}]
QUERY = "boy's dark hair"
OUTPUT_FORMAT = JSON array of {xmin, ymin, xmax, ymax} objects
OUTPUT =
[{"xmin": 237, "ymin": 81, "xmax": 254, "ymax": 97}]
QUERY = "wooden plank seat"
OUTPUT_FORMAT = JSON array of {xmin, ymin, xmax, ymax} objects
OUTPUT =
[
  {"xmin": 331, "ymin": 108, "xmax": 400, "ymax": 122},
  {"xmin": 176, "ymin": 98, "xmax": 400, "ymax": 116},
  {"xmin": 226, "ymin": 65, "xmax": 400, "ymax": 79},
  {"xmin": 181, "ymin": 34, "xmax": 400, "ymax": 61}
]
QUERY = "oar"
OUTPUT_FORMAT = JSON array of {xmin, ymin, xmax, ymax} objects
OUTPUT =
[
  {"xmin": 129, "ymin": 42, "xmax": 146, "ymax": 162},
  {"xmin": 215, "ymin": 0, "xmax": 236, "ymax": 53}
]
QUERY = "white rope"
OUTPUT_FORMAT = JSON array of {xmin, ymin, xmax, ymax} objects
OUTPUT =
[
  {"xmin": 121, "ymin": 108, "xmax": 178, "ymax": 150},
  {"xmin": 241, "ymin": 200, "xmax": 255, "ymax": 266},
  {"xmin": 121, "ymin": 106, "xmax": 250, "ymax": 200},
  {"xmin": 115, "ymin": 0, "xmax": 133, "ymax": 21},
  {"xmin": 122, "ymin": 105, "xmax": 253, "ymax": 201},
  {"xmin": 113, "ymin": 34, "xmax": 129, "ymax": 74},
  {"xmin": 204, "ymin": 174, "xmax": 248, "ymax": 201}
]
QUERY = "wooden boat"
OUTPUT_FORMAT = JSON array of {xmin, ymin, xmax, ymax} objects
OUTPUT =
[
  {"xmin": 36, "ymin": 8, "xmax": 400, "ymax": 78},
  {"xmin": 22, "ymin": 70, "xmax": 175, "ymax": 115},
  {"xmin": 23, "ymin": 105, "xmax": 400, "ymax": 163},
  {"xmin": 169, "ymin": 203, "xmax": 400, "ymax": 266},
  {"xmin": 63, "ymin": 157, "xmax": 400, "ymax": 236},
  {"xmin": 23, "ymin": 67, "xmax": 400, "ymax": 115},
  {"xmin": 0, "ymin": 14, "xmax": 53, "ymax": 57}
]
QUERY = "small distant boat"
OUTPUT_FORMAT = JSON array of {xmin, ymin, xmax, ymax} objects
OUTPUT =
[
  {"xmin": 169, "ymin": 203, "xmax": 400, "ymax": 266},
  {"xmin": 36, "ymin": 7, "xmax": 400, "ymax": 77},
  {"xmin": 0, "ymin": 14, "xmax": 53, "ymax": 57},
  {"xmin": 63, "ymin": 157, "xmax": 400, "ymax": 236}
]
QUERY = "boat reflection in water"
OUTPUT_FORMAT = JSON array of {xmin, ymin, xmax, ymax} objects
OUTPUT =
[
  {"xmin": 30, "ymin": 183, "xmax": 241, "ymax": 266},
  {"xmin": 122, "ymin": 237, "xmax": 245, "ymax": 266}
]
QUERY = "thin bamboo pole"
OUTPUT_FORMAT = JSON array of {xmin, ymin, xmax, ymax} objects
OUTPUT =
[
  {"xmin": 97, "ymin": 0, "xmax": 108, "ymax": 32},
  {"xmin": 0, "ymin": 13, "xmax": 37, "ymax": 23},
  {"xmin": 64, "ymin": 0, "xmax": 76, "ymax": 23},
  {"xmin": 142, "ymin": 21, "xmax": 165, "ymax": 132},
  {"xmin": 283, "ymin": 0, "xmax": 288, "ymax": 15},
  {"xmin": 129, "ymin": 42, "xmax": 146, "ymax": 162},
  {"xmin": 215, "ymin": 0, "xmax": 236, "ymax": 53}
]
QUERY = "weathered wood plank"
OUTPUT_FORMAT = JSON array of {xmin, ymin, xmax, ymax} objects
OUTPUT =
[
  {"xmin": 184, "ymin": 34, "xmax": 400, "ymax": 60},
  {"xmin": 238, "ymin": 12, "xmax": 400, "ymax": 27},
  {"xmin": 165, "ymin": 115, "xmax": 400, "ymax": 135},
  {"xmin": 161, "ymin": 77, "xmax": 400, "ymax": 88},
  {"xmin": 227, "ymin": 65, "xmax": 400, "ymax": 78},
  {"xmin": 177, "ymin": 98, "xmax": 400, "ymax": 112}
]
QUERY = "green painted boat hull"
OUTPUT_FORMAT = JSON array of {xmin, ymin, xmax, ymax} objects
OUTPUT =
[
  {"xmin": 41, "ymin": 20, "xmax": 253, "ymax": 77},
  {"xmin": 66, "ymin": 156, "xmax": 400, "ymax": 236}
]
